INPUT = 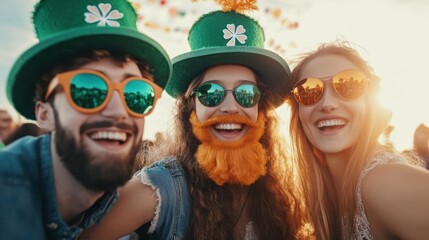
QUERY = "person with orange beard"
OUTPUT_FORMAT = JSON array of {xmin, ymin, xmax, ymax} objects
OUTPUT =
[{"xmin": 80, "ymin": 1, "xmax": 308, "ymax": 239}]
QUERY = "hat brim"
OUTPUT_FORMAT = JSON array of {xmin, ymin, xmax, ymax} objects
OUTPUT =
[
  {"xmin": 167, "ymin": 46, "xmax": 291, "ymax": 107},
  {"xmin": 7, "ymin": 27, "xmax": 171, "ymax": 120}
]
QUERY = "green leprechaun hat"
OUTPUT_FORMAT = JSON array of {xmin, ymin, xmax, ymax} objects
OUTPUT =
[
  {"xmin": 166, "ymin": 0, "xmax": 292, "ymax": 107},
  {"xmin": 7, "ymin": 0, "xmax": 171, "ymax": 120}
]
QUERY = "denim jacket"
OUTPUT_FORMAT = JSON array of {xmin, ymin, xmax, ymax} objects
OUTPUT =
[
  {"xmin": 0, "ymin": 134, "xmax": 118, "ymax": 240},
  {"xmin": 135, "ymin": 156, "xmax": 192, "ymax": 240}
]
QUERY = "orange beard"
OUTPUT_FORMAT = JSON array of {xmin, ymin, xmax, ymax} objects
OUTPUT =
[{"xmin": 190, "ymin": 112, "xmax": 267, "ymax": 186}]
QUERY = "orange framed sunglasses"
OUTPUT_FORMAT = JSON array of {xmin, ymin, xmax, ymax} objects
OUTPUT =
[
  {"xmin": 45, "ymin": 69, "xmax": 162, "ymax": 118},
  {"xmin": 292, "ymin": 69, "xmax": 369, "ymax": 106}
]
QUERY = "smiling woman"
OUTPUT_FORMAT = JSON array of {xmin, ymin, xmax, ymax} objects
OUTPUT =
[
  {"xmin": 286, "ymin": 41, "xmax": 429, "ymax": 240},
  {"xmin": 282, "ymin": 0, "xmax": 429, "ymax": 151}
]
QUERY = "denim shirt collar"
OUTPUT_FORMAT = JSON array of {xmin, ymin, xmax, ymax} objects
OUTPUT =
[{"xmin": 40, "ymin": 133, "xmax": 118, "ymax": 239}]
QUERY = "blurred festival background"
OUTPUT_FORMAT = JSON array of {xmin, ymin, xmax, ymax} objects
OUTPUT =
[{"xmin": 1, "ymin": 0, "xmax": 429, "ymax": 151}]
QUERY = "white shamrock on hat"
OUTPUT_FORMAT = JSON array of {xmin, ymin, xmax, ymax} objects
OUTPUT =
[
  {"xmin": 84, "ymin": 3, "xmax": 124, "ymax": 27},
  {"xmin": 223, "ymin": 24, "xmax": 247, "ymax": 46}
]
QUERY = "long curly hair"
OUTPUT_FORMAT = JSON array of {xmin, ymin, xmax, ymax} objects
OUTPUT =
[
  {"xmin": 143, "ymin": 67, "xmax": 308, "ymax": 239},
  {"xmin": 286, "ymin": 42, "xmax": 394, "ymax": 239}
]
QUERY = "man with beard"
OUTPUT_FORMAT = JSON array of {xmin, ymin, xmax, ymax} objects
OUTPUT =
[
  {"xmin": 0, "ymin": 0, "xmax": 170, "ymax": 239},
  {"xmin": 81, "ymin": 1, "xmax": 308, "ymax": 239}
]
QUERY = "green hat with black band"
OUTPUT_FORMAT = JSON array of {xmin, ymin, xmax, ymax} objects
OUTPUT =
[
  {"xmin": 7, "ymin": 0, "xmax": 171, "ymax": 120},
  {"xmin": 166, "ymin": 2, "xmax": 292, "ymax": 107}
]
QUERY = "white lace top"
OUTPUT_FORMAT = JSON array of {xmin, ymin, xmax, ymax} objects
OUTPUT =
[
  {"xmin": 244, "ymin": 221, "xmax": 258, "ymax": 240},
  {"xmin": 352, "ymin": 152, "xmax": 407, "ymax": 240}
]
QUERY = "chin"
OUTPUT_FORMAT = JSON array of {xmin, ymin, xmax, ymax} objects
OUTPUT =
[{"xmin": 320, "ymin": 145, "xmax": 352, "ymax": 154}]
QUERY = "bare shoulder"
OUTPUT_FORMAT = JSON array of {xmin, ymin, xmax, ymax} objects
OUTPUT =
[
  {"xmin": 361, "ymin": 161, "xmax": 429, "ymax": 239},
  {"xmin": 361, "ymin": 161, "xmax": 429, "ymax": 201}
]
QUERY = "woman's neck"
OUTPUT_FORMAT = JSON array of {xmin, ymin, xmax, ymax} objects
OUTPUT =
[
  {"xmin": 231, "ymin": 185, "xmax": 251, "ymax": 240},
  {"xmin": 325, "ymin": 151, "xmax": 349, "ymax": 190}
]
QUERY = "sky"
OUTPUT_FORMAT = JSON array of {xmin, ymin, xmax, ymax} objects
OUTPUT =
[{"xmin": 1, "ymin": 0, "xmax": 429, "ymax": 151}]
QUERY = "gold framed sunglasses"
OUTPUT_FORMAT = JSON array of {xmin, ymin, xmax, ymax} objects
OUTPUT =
[{"xmin": 292, "ymin": 69, "xmax": 369, "ymax": 106}]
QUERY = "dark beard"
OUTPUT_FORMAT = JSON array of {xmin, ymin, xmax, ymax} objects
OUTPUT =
[{"xmin": 53, "ymin": 109, "xmax": 140, "ymax": 192}]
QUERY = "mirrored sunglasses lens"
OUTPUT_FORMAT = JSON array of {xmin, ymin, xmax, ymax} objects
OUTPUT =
[
  {"xmin": 197, "ymin": 83, "xmax": 224, "ymax": 107},
  {"xmin": 333, "ymin": 70, "xmax": 367, "ymax": 99},
  {"xmin": 124, "ymin": 80, "xmax": 156, "ymax": 115},
  {"xmin": 292, "ymin": 78, "xmax": 324, "ymax": 105},
  {"xmin": 234, "ymin": 84, "xmax": 260, "ymax": 107},
  {"xmin": 70, "ymin": 73, "xmax": 108, "ymax": 109}
]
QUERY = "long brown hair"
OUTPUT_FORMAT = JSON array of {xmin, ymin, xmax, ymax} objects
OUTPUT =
[
  {"xmin": 286, "ymin": 42, "xmax": 392, "ymax": 239},
  {"xmin": 143, "ymin": 66, "xmax": 308, "ymax": 239}
]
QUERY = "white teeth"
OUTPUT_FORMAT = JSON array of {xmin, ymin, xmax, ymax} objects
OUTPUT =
[
  {"xmin": 214, "ymin": 123, "xmax": 242, "ymax": 130},
  {"xmin": 317, "ymin": 119, "xmax": 346, "ymax": 128},
  {"xmin": 90, "ymin": 131, "xmax": 127, "ymax": 142}
]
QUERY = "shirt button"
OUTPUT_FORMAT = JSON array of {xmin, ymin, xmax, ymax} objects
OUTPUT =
[{"xmin": 46, "ymin": 222, "xmax": 58, "ymax": 230}]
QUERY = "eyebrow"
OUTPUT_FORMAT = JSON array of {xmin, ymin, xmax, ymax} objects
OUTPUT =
[
  {"xmin": 204, "ymin": 79, "xmax": 257, "ymax": 85},
  {"xmin": 299, "ymin": 75, "xmax": 333, "ymax": 83},
  {"xmin": 87, "ymin": 69, "xmax": 143, "ymax": 82}
]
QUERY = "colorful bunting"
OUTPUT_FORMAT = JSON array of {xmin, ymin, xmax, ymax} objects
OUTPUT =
[{"xmin": 134, "ymin": 0, "xmax": 300, "ymax": 54}]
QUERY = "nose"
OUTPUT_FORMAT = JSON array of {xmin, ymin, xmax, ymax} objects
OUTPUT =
[
  {"xmin": 219, "ymin": 91, "xmax": 240, "ymax": 114},
  {"xmin": 317, "ymin": 86, "xmax": 339, "ymax": 112},
  {"xmin": 101, "ymin": 91, "xmax": 128, "ymax": 119}
]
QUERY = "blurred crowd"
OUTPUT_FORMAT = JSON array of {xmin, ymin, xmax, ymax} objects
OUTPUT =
[{"xmin": 0, "ymin": 108, "xmax": 45, "ymax": 149}]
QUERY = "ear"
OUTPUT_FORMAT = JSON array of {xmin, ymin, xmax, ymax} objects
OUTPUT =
[{"xmin": 35, "ymin": 101, "xmax": 55, "ymax": 131}]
